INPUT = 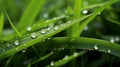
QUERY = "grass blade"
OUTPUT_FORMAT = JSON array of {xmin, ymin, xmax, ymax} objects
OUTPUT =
[
  {"xmin": 0, "ymin": 11, "xmax": 4, "ymax": 36},
  {"xmin": 17, "ymin": 0, "xmax": 45, "ymax": 30},
  {"xmin": 5, "ymin": 11, "xmax": 22, "ymax": 38},
  {"xmin": 46, "ymin": 51, "xmax": 86, "ymax": 67},
  {"xmin": 0, "ymin": 14, "xmax": 91, "ymax": 60},
  {"xmin": 47, "ymin": 37, "xmax": 120, "ymax": 57}
]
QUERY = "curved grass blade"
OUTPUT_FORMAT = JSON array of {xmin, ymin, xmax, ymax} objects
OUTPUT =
[
  {"xmin": 5, "ymin": 11, "xmax": 22, "ymax": 38},
  {"xmin": 0, "ymin": 11, "xmax": 4, "ymax": 36},
  {"xmin": 28, "ymin": 52, "xmax": 54, "ymax": 67},
  {"xmin": 46, "ymin": 37, "xmax": 120, "ymax": 57},
  {"xmin": 73, "ymin": 0, "xmax": 116, "ymax": 37},
  {"xmin": 17, "ymin": 0, "xmax": 45, "ymax": 30},
  {"xmin": 106, "ymin": 17, "xmax": 120, "ymax": 26},
  {"xmin": 0, "ymin": 14, "xmax": 91, "ymax": 60},
  {"xmin": 46, "ymin": 51, "xmax": 86, "ymax": 67}
]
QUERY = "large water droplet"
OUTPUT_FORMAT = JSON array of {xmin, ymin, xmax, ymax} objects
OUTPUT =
[
  {"xmin": 50, "ymin": 61, "xmax": 54, "ymax": 66},
  {"xmin": 54, "ymin": 26, "xmax": 59, "ymax": 30},
  {"xmin": 27, "ymin": 26, "xmax": 32, "ymax": 31},
  {"xmin": 14, "ymin": 40, "xmax": 19, "ymax": 46},
  {"xmin": 94, "ymin": 45, "xmax": 98, "ymax": 50},
  {"xmin": 31, "ymin": 33, "xmax": 37, "ymax": 39},
  {"xmin": 41, "ymin": 29, "xmax": 46, "ymax": 34},
  {"xmin": 82, "ymin": 10, "xmax": 88, "ymax": 14}
]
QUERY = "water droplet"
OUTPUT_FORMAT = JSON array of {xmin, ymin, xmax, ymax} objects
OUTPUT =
[
  {"xmin": 74, "ymin": 52, "xmax": 78, "ymax": 57},
  {"xmin": 14, "ymin": 40, "xmax": 19, "ymax": 46},
  {"xmin": 54, "ymin": 26, "xmax": 59, "ymax": 30},
  {"xmin": 108, "ymin": 49, "xmax": 111, "ymax": 53},
  {"xmin": 98, "ymin": 12, "xmax": 101, "ymax": 15},
  {"xmin": 50, "ymin": 61, "xmax": 54, "ymax": 66},
  {"xmin": 83, "ymin": 1, "xmax": 89, "ymax": 6},
  {"xmin": 24, "ymin": 44, "xmax": 27, "ymax": 46},
  {"xmin": 82, "ymin": 10, "xmax": 88, "ymax": 14},
  {"xmin": 84, "ymin": 26, "xmax": 89, "ymax": 31},
  {"xmin": 7, "ymin": 44, "xmax": 10, "ymax": 47},
  {"xmin": 6, "ymin": 61, "xmax": 9, "ymax": 64},
  {"xmin": 53, "ymin": 17, "xmax": 57, "ymax": 20},
  {"xmin": 110, "ymin": 38, "xmax": 115, "ymax": 43},
  {"xmin": 43, "ymin": 13, "xmax": 49, "ymax": 18},
  {"xmin": 60, "ymin": 24, "xmax": 64, "ymax": 27},
  {"xmin": 63, "ymin": 55, "xmax": 68, "ymax": 60},
  {"xmin": 67, "ymin": 21, "xmax": 72, "ymax": 24},
  {"xmin": 27, "ymin": 26, "xmax": 32, "ymax": 31},
  {"xmin": 16, "ymin": 48, "xmax": 18, "ymax": 50},
  {"xmin": 22, "ymin": 49, "xmax": 26, "ymax": 53},
  {"xmin": 31, "ymin": 33, "xmax": 37, "ymax": 39},
  {"xmin": 40, "ymin": 29, "xmax": 46, "ymax": 34},
  {"xmin": 115, "ymin": 37, "xmax": 119, "ymax": 41},
  {"xmin": 2, "ymin": 49, "xmax": 5, "ymax": 52},
  {"xmin": 94, "ymin": 45, "xmax": 98, "ymax": 50},
  {"xmin": 47, "ymin": 37, "xmax": 51, "ymax": 40}
]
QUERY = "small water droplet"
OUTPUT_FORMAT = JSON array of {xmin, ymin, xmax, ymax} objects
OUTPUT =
[
  {"xmin": 50, "ymin": 61, "xmax": 54, "ymax": 66},
  {"xmin": 115, "ymin": 37, "xmax": 119, "ymax": 41},
  {"xmin": 43, "ymin": 13, "xmax": 49, "ymax": 18},
  {"xmin": 22, "ymin": 49, "xmax": 26, "ymax": 53},
  {"xmin": 84, "ymin": 26, "xmax": 89, "ymax": 31},
  {"xmin": 60, "ymin": 24, "xmax": 64, "ymax": 27},
  {"xmin": 14, "ymin": 40, "xmax": 19, "ymax": 46},
  {"xmin": 2, "ymin": 49, "xmax": 5, "ymax": 52},
  {"xmin": 24, "ymin": 44, "xmax": 27, "ymax": 46},
  {"xmin": 27, "ymin": 26, "xmax": 32, "ymax": 31},
  {"xmin": 53, "ymin": 17, "xmax": 57, "ymax": 20},
  {"xmin": 94, "ymin": 45, "xmax": 98, "ymax": 50},
  {"xmin": 54, "ymin": 26, "xmax": 59, "ymax": 30},
  {"xmin": 16, "ymin": 48, "xmax": 18, "ymax": 50},
  {"xmin": 74, "ymin": 52, "xmax": 78, "ymax": 57},
  {"xmin": 31, "ymin": 33, "xmax": 37, "ymax": 39},
  {"xmin": 67, "ymin": 21, "xmax": 72, "ymax": 24},
  {"xmin": 108, "ymin": 49, "xmax": 111, "ymax": 53},
  {"xmin": 82, "ymin": 10, "xmax": 88, "ymax": 14},
  {"xmin": 63, "ymin": 55, "xmax": 68, "ymax": 60},
  {"xmin": 41, "ymin": 29, "xmax": 46, "ymax": 34},
  {"xmin": 6, "ymin": 61, "xmax": 9, "ymax": 64},
  {"xmin": 110, "ymin": 38, "xmax": 115, "ymax": 43},
  {"xmin": 7, "ymin": 44, "xmax": 10, "ymax": 47}
]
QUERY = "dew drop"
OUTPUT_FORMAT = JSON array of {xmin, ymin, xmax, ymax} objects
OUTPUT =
[
  {"xmin": 2, "ymin": 49, "xmax": 5, "ymax": 52},
  {"xmin": 84, "ymin": 26, "xmax": 89, "ymax": 31},
  {"xmin": 50, "ymin": 61, "xmax": 54, "ymax": 66},
  {"xmin": 74, "ymin": 52, "xmax": 78, "ymax": 57},
  {"xmin": 31, "ymin": 33, "xmax": 37, "ymax": 39},
  {"xmin": 82, "ymin": 10, "xmax": 88, "ymax": 14},
  {"xmin": 15, "ymin": 48, "xmax": 18, "ymax": 50},
  {"xmin": 27, "ymin": 26, "xmax": 32, "ymax": 31},
  {"xmin": 110, "ymin": 38, "xmax": 115, "ymax": 43},
  {"xmin": 14, "ymin": 40, "xmax": 19, "ymax": 46},
  {"xmin": 40, "ymin": 29, "xmax": 46, "ymax": 34},
  {"xmin": 7, "ymin": 44, "xmax": 10, "ymax": 47},
  {"xmin": 43, "ymin": 13, "xmax": 49, "ymax": 18},
  {"xmin": 60, "ymin": 24, "xmax": 64, "ymax": 27},
  {"xmin": 54, "ymin": 26, "xmax": 59, "ymax": 30},
  {"xmin": 63, "ymin": 55, "xmax": 68, "ymax": 60},
  {"xmin": 22, "ymin": 49, "xmax": 26, "ymax": 53},
  {"xmin": 115, "ymin": 37, "xmax": 119, "ymax": 41},
  {"xmin": 94, "ymin": 45, "xmax": 98, "ymax": 50},
  {"xmin": 67, "ymin": 21, "xmax": 72, "ymax": 24},
  {"xmin": 108, "ymin": 49, "xmax": 111, "ymax": 53}
]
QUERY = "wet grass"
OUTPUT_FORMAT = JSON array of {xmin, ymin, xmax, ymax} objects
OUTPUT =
[{"xmin": 0, "ymin": 0, "xmax": 120, "ymax": 67}]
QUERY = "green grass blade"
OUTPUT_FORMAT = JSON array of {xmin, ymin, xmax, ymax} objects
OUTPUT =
[
  {"xmin": 17, "ymin": 0, "xmax": 45, "ymax": 30},
  {"xmin": 0, "ymin": 11, "xmax": 4, "ymax": 36},
  {"xmin": 0, "ymin": 15, "xmax": 91, "ymax": 60},
  {"xmin": 47, "ymin": 37, "xmax": 120, "ymax": 57},
  {"xmin": 73, "ymin": 0, "xmax": 115, "ymax": 36},
  {"xmin": 106, "ymin": 17, "xmax": 120, "ymax": 26},
  {"xmin": 69, "ymin": 0, "xmax": 82, "ymax": 37},
  {"xmin": 5, "ymin": 11, "xmax": 22, "ymax": 38},
  {"xmin": 46, "ymin": 51, "xmax": 86, "ymax": 67},
  {"xmin": 28, "ymin": 52, "xmax": 54, "ymax": 67}
]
